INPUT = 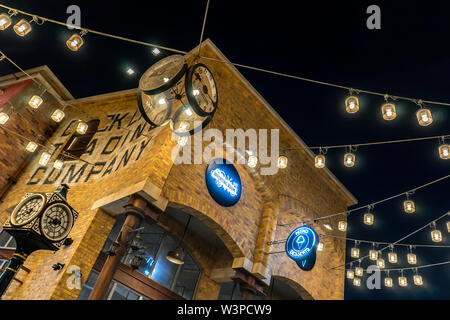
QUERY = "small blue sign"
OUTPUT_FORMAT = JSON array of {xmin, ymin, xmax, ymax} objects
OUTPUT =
[
  {"xmin": 285, "ymin": 226, "xmax": 318, "ymax": 271},
  {"xmin": 205, "ymin": 159, "xmax": 242, "ymax": 207}
]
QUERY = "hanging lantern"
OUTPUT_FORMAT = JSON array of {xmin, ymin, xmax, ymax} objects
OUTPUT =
[
  {"xmin": 26, "ymin": 141, "xmax": 38, "ymax": 153},
  {"xmin": 152, "ymin": 48, "xmax": 161, "ymax": 56},
  {"xmin": 278, "ymin": 156, "xmax": 288, "ymax": 169},
  {"xmin": 355, "ymin": 267, "xmax": 363, "ymax": 277},
  {"xmin": 439, "ymin": 144, "xmax": 450, "ymax": 160},
  {"xmin": 364, "ymin": 213, "xmax": 374, "ymax": 225},
  {"xmin": 13, "ymin": 19, "xmax": 32, "ymax": 37},
  {"xmin": 398, "ymin": 276, "xmax": 408, "ymax": 287},
  {"xmin": 247, "ymin": 155, "xmax": 258, "ymax": 168},
  {"xmin": 338, "ymin": 221, "xmax": 347, "ymax": 232},
  {"xmin": 344, "ymin": 153, "xmax": 355, "ymax": 167},
  {"xmin": 51, "ymin": 109, "xmax": 65, "ymax": 122},
  {"xmin": 385, "ymin": 277, "xmax": 393, "ymax": 288},
  {"xmin": 76, "ymin": 121, "xmax": 88, "ymax": 134},
  {"xmin": 0, "ymin": 112, "xmax": 10, "ymax": 125},
  {"xmin": 351, "ymin": 247, "xmax": 360, "ymax": 258},
  {"xmin": 39, "ymin": 152, "xmax": 51, "ymax": 166},
  {"xmin": 416, "ymin": 108, "xmax": 433, "ymax": 126},
  {"xmin": 381, "ymin": 103, "xmax": 397, "ymax": 121},
  {"xmin": 317, "ymin": 242, "xmax": 324, "ymax": 251},
  {"xmin": 28, "ymin": 95, "xmax": 43, "ymax": 109},
  {"xmin": 346, "ymin": 270, "xmax": 355, "ymax": 279},
  {"xmin": 0, "ymin": 13, "xmax": 12, "ymax": 30},
  {"xmin": 369, "ymin": 250, "xmax": 378, "ymax": 261},
  {"xmin": 388, "ymin": 252, "xmax": 398, "ymax": 264},
  {"xmin": 403, "ymin": 200, "xmax": 415, "ymax": 214},
  {"xmin": 413, "ymin": 275, "xmax": 423, "ymax": 286},
  {"xmin": 66, "ymin": 34, "xmax": 84, "ymax": 51},
  {"xmin": 407, "ymin": 253, "xmax": 417, "ymax": 265},
  {"xmin": 377, "ymin": 258, "xmax": 385, "ymax": 269},
  {"xmin": 431, "ymin": 229, "xmax": 442, "ymax": 243},
  {"xmin": 345, "ymin": 95, "xmax": 359, "ymax": 113},
  {"xmin": 353, "ymin": 278, "xmax": 361, "ymax": 287},
  {"xmin": 314, "ymin": 154, "xmax": 326, "ymax": 168},
  {"xmin": 53, "ymin": 159, "xmax": 64, "ymax": 170}
]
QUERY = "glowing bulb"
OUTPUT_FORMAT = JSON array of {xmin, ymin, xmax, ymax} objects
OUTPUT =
[
  {"xmin": 76, "ymin": 121, "xmax": 88, "ymax": 134},
  {"xmin": 127, "ymin": 68, "xmax": 135, "ymax": 75},
  {"xmin": 0, "ymin": 13, "xmax": 12, "ymax": 30},
  {"xmin": 0, "ymin": 112, "xmax": 9, "ymax": 124},
  {"xmin": 369, "ymin": 250, "xmax": 378, "ymax": 261},
  {"xmin": 431, "ymin": 230, "xmax": 442, "ymax": 243},
  {"xmin": 388, "ymin": 252, "xmax": 398, "ymax": 264},
  {"xmin": 278, "ymin": 156, "xmax": 288, "ymax": 169},
  {"xmin": 247, "ymin": 155, "xmax": 258, "ymax": 168},
  {"xmin": 185, "ymin": 107, "xmax": 193, "ymax": 116},
  {"xmin": 152, "ymin": 48, "xmax": 161, "ymax": 55},
  {"xmin": 39, "ymin": 152, "xmax": 51, "ymax": 166},
  {"xmin": 344, "ymin": 153, "xmax": 355, "ymax": 167},
  {"xmin": 28, "ymin": 95, "xmax": 43, "ymax": 109},
  {"xmin": 66, "ymin": 34, "xmax": 84, "ymax": 51},
  {"xmin": 347, "ymin": 270, "xmax": 355, "ymax": 279},
  {"xmin": 403, "ymin": 200, "xmax": 415, "ymax": 213},
  {"xmin": 439, "ymin": 145, "xmax": 450, "ymax": 160},
  {"xmin": 338, "ymin": 221, "xmax": 347, "ymax": 232},
  {"xmin": 416, "ymin": 108, "xmax": 433, "ymax": 126},
  {"xmin": 382, "ymin": 103, "xmax": 397, "ymax": 120},
  {"xmin": 414, "ymin": 275, "xmax": 423, "ymax": 286},
  {"xmin": 26, "ymin": 141, "xmax": 38, "ymax": 153},
  {"xmin": 407, "ymin": 253, "xmax": 417, "ymax": 265},
  {"xmin": 51, "ymin": 109, "xmax": 65, "ymax": 122},
  {"xmin": 351, "ymin": 247, "xmax": 360, "ymax": 258},
  {"xmin": 385, "ymin": 277, "xmax": 393, "ymax": 287},
  {"xmin": 53, "ymin": 159, "xmax": 64, "ymax": 170},
  {"xmin": 323, "ymin": 223, "xmax": 333, "ymax": 231},
  {"xmin": 345, "ymin": 96, "xmax": 359, "ymax": 113},
  {"xmin": 355, "ymin": 267, "xmax": 363, "ymax": 277},
  {"xmin": 163, "ymin": 77, "xmax": 169, "ymax": 83},
  {"xmin": 364, "ymin": 213, "xmax": 374, "ymax": 225},
  {"xmin": 377, "ymin": 258, "xmax": 385, "ymax": 269},
  {"xmin": 315, "ymin": 155, "xmax": 325, "ymax": 168},
  {"xmin": 398, "ymin": 277, "xmax": 408, "ymax": 287},
  {"xmin": 13, "ymin": 19, "xmax": 31, "ymax": 36},
  {"xmin": 353, "ymin": 278, "xmax": 361, "ymax": 287},
  {"xmin": 193, "ymin": 89, "xmax": 200, "ymax": 96},
  {"xmin": 317, "ymin": 242, "xmax": 324, "ymax": 251}
]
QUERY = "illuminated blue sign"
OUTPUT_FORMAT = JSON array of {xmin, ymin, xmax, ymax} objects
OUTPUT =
[
  {"xmin": 285, "ymin": 226, "xmax": 318, "ymax": 271},
  {"xmin": 205, "ymin": 159, "xmax": 242, "ymax": 207}
]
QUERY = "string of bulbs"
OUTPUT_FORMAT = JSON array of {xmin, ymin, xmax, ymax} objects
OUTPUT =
[{"xmin": 278, "ymin": 173, "xmax": 450, "ymax": 227}]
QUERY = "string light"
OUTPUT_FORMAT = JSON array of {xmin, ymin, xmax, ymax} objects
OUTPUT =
[
  {"xmin": 355, "ymin": 266, "xmax": 363, "ymax": 277},
  {"xmin": 66, "ymin": 30, "xmax": 87, "ymax": 51},
  {"xmin": 416, "ymin": 105, "xmax": 433, "ymax": 126},
  {"xmin": 0, "ymin": 11, "xmax": 16, "ymax": 30},
  {"xmin": 53, "ymin": 159, "xmax": 64, "ymax": 170},
  {"xmin": 247, "ymin": 155, "xmax": 258, "ymax": 168},
  {"xmin": 76, "ymin": 121, "xmax": 88, "ymax": 135},
  {"xmin": 363, "ymin": 209, "xmax": 374, "ymax": 226},
  {"xmin": 314, "ymin": 154, "xmax": 325, "ymax": 168},
  {"xmin": 430, "ymin": 222, "xmax": 442, "ymax": 243},
  {"xmin": 126, "ymin": 68, "xmax": 135, "ymax": 75},
  {"xmin": 344, "ymin": 152, "xmax": 355, "ymax": 167},
  {"xmin": 439, "ymin": 138, "xmax": 449, "ymax": 160},
  {"xmin": 28, "ymin": 95, "xmax": 43, "ymax": 109},
  {"xmin": 388, "ymin": 252, "xmax": 398, "ymax": 264},
  {"xmin": 347, "ymin": 269, "xmax": 355, "ymax": 279},
  {"xmin": 377, "ymin": 255, "xmax": 386, "ymax": 269},
  {"xmin": 351, "ymin": 247, "xmax": 360, "ymax": 258},
  {"xmin": 381, "ymin": 95, "xmax": 397, "ymax": 120},
  {"xmin": 25, "ymin": 141, "xmax": 38, "ymax": 153},
  {"xmin": 345, "ymin": 94, "xmax": 359, "ymax": 114},
  {"xmin": 13, "ymin": 18, "xmax": 32, "ymax": 36},
  {"xmin": 403, "ymin": 192, "xmax": 415, "ymax": 214},
  {"xmin": 0, "ymin": 112, "xmax": 9, "ymax": 124},
  {"xmin": 369, "ymin": 245, "xmax": 378, "ymax": 261},
  {"xmin": 413, "ymin": 269, "xmax": 423, "ymax": 286},
  {"xmin": 278, "ymin": 156, "xmax": 288, "ymax": 169},
  {"xmin": 323, "ymin": 223, "xmax": 333, "ymax": 231},
  {"xmin": 353, "ymin": 278, "xmax": 361, "ymax": 287},
  {"xmin": 398, "ymin": 271, "xmax": 408, "ymax": 287},
  {"xmin": 38, "ymin": 152, "xmax": 51, "ymax": 166},
  {"xmin": 338, "ymin": 220, "xmax": 347, "ymax": 232},
  {"xmin": 407, "ymin": 246, "xmax": 417, "ymax": 265},
  {"xmin": 152, "ymin": 48, "xmax": 161, "ymax": 56},
  {"xmin": 385, "ymin": 276, "xmax": 393, "ymax": 288},
  {"xmin": 51, "ymin": 109, "xmax": 65, "ymax": 122}
]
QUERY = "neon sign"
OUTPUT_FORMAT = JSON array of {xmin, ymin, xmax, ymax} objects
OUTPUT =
[
  {"xmin": 285, "ymin": 226, "xmax": 318, "ymax": 271},
  {"xmin": 205, "ymin": 159, "xmax": 241, "ymax": 207}
]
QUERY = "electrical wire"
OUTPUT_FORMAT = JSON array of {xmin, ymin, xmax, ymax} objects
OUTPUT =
[
  {"xmin": 278, "ymin": 174, "xmax": 450, "ymax": 226},
  {"xmin": 197, "ymin": 0, "xmax": 211, "ymax": 57},
  {"xmin": 344, "ymin": 260, "xmax": 450, "ymax": 272}
]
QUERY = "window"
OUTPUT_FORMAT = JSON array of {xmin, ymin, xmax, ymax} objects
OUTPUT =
[
  {"xmin": 0, "ymin": 259, "xmax": 8, "ymax": 270},
  {"xmin": 0, "ymin": 230, "xmax": 16, "ymax": 249},
  {"xmin": 61, "ymin": 119, "xmax": 100, "ymax": 159}
]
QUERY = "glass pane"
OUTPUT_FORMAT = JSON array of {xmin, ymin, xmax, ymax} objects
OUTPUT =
[
  {"xmin": 174, "ymin": 253, "xmax": 200, "ymax": 299},
  {"xmin": 149, "ymin": 234, "xmax": 179, "ymax": 289},
  {"xmin": 110, "ymin": 283, "xmax": 128, "ymax": 300},
  {"xmin": 0, "ymin": 231, "xmax": 15, "ymax": 248},
  {"xmin": 218, "ymin": 282, "xmax": 241, "ymax": 300},
  {"xmin": 77, "ymin": 271, "xmax": 99, "ymax": 300},
  {"xmin": 101, "ymin": 215, "xmax": 126, "ymax": 253}
]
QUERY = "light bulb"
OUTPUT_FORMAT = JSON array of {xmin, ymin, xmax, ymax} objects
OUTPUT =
[
  {"xmin": 388, "ymin": 252, "xmax": 398, "ymax": 264},
  {"xmin": 185, "ymin": 107, "xmax": 193, "ymax": 116},
  {"xmin": 323, "ymin": 223, "xmax": 333, "ymax": 231},
  {"xmin": 28, "ymin": 95, "xmax": 43, "ymax": 109},
  {"xmin": 351, "ymin": 247, "xmax": 360, "ymax": 258},
  {"xmin": 13, "ymin": 19, "xmax": 31, "ymax": 36},
  {"xmin": 0, "ymin": 13, "xmax": 12, "ymax": 30},
  {"xmin": 345, "ymin": 96, "xmax": 359, "ymax": 114},
  {"xmin": 26, "ymin": 141, "xmax": 38, "ymax": 153},
  {"xmin": 247, "ymin": 155, "xmax": 258, "ymax": 168},
  {"xmin": 163, "ymin": 77, "xmax": 169, "ymax": 83},
  {"xmin": 152, "ymin": 48, "xmax": 161, "ymax": 55},
  {"xmin": 76, "ymin": 121, "xmax": 88, "ymax": 134},
  {"xmin": 0, "ymin": 112, "xmax": 9, "ymax": 124},
  {"xmin": 315, "ymin": 155, "xmax": 325, "ymax": 168},
  {"xmin": 53, "ymin": 159, "xmax": 64, "ymax": 170},
  {"xmin": 385, "ymin": 277, "xmax": 393, "ymax": 287},
  {"xmin": 431, "ymin": 230, "xmax": 442, "ymax": 243},
  {"xmin": 403, "ymin": 200, "xmax": 415, "ymax": 213},
  {"xmin": 338, "ymin": 221, "xmax": 347, "ymax": 232},
  {"xmin": 278, "ymin": 156, "xmax": 288, "ymax": 169},
  {"xmin": 398, "ymin": 277, "xmax": 408, "ymax": 287},
  {"xmin": 355, "ymin": 267, "xmax": 363, "ymax": 277},
  {"xmin": 39, "ymin": 152, "xmax": 51, "ymax": 166},
  {"xmin": 344, "ymin": 153, "xmax": 355, "ymax": 167},
  {"xmin": 51, "ymin": 109, "xmax": 65, "ymax": 122},
  {"xmin": 347, "ymin": 270, "xmax": 355, "ymax": 279},
  {"xmin": 377, "ymin": 258, "xmax": 385, "ymax": 269},
  {"xmin": 317, "ymin": 242, "xmax": 324, "ymax": 251},
  {"xmin": 382, "ymin": 103, "xmax": 397, "ymax": 120},
  {"xmin": 353, "ymin": 278, "xmax": 361, "ymax": 287},
  {"xmin": 127, "ymin": 68, "xmax": 135, "ymax": 75},
  {"xmin": 364, "ymin": 213, "xmax": 374, "ymax": 225},
  {"xmin": 413, "ymin": 275, "xmax": 423, "ymax": 286},
  {"xmin": 407, "ymin": 253, "xmax": 417, "ymax": 265},
  {"xmin": 416, "ymin": 108, "xmax": 433, "ymax": 126},
  {"xmin": 439, "ymin": 145, "xmax": 450, "ymax": 160},
  {"xmin": 66, "ymin": 34, "xmax": 84, "ymax": 51},
  {"xmin": 369, "ymin": 250, "xmax": 378, "ymax": 261},
  {"xmin": 193, "ymin": 89, "xmax": 200, "ymax": 96}
]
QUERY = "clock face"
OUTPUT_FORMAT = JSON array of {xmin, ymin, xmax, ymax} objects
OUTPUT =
[
  {"xmin": 137, "ymin": 89, "xmax": 173, "ymax": 127},
  {"xmin": 171, "ymin": 103, "xmax": 212, "ymax": 136},
  {"xmin": 40, "ymin": 203, "xmax": 74, "ymax": 242},
  {"xmin": 186, "ymin": 64, "xmax": 218, "ymax": 116},
  {"xmin": 10, "ymin": 194, "xmax": 46, "ymax": 227},
  {"xmin": 139, "ymin": 54, "xmax": 187, "ymax": 95}
]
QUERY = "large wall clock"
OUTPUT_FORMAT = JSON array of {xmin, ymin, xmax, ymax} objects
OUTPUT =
[
  {"xmin": 185, "ymin": 63, "xmax": 218, "ymax": 116},
  {"xmin": 40, "ymin": 203, "xmax": 74, "ymax": 242},
  {"xmin": 10, "ymin": 194, "xmax": 46, "ymax": 227}
]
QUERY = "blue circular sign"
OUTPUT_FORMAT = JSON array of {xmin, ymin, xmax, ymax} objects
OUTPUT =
[
  {"xmin": 205, "ymin": 159, "xmax": 242, "ymax": 207},
  {"xmin": 285, "ymin": 226, "xmax": 318, "ymax": 262}
]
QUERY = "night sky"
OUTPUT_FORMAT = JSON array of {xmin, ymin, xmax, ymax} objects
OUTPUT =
[{"xmin": 0, "ymin": 0, "xmax": 449, "ymax": 299}]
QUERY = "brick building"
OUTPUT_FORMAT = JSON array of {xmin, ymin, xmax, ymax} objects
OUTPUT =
[{"xmin": 0, "ymin": 40, "xmax": 356, "ymax": 300}]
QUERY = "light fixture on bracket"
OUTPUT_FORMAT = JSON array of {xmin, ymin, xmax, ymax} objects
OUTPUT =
[
  {"xmin": 166, "ymin": 215, "xmax": 192, "ymax": 265},
  {"xmin": 415, "ymin": 99, "xmax": 433, "ymax": 126},
  {"xmin": 13, "ymin": 15, "xmax": 44, "ymax": 37},
  {"xmin": 0, "ymin": 10, "xmax": 18, "ymax": 31},
  {"xmin": 438, "ymin": 136, "xmax": 449, "ymax": 160},
  {"xmin": 66, "ymin": 29, "xmax": 88, "ymax": 51},
  {"xmin": 381, "ymin": 94, "xmax": 397, "ymax": 121},
  {"xmin": 314, "ymin": 147, "xmax": 327, "ymax": 169}
]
